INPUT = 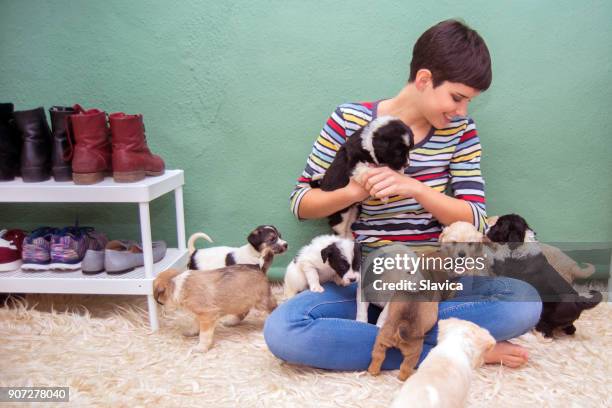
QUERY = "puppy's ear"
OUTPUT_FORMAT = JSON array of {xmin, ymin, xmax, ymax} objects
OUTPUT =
[
  {"xmin": 438, "ymin": 226, "xmax": 448, "ymax": 242},
  {"xmin": 352, "ymin": 242, "xmax": 362, "ymax": 272},
  {"xmin": 154, "ymin": 285, "xmax": 166, "ymax": 305},
  {"xmin": 247, "ymin": 227, "xmax": 263, "ymax": 250},
  {"xmin": 321, "ymin": 244, "xmax": 335, "ymax": 263}
]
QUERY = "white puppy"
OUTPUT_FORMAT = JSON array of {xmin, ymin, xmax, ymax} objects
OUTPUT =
[
  {"xmin": 188, "ymin": 225, "xmax": 287, "ymax": 270},
  {"xmin": 389, "ymin": 318, "xmax": 495, "ymax": 408},
  {"xmin": 284, "ymin": 235, "xmax": 361, "ymax": 297}
]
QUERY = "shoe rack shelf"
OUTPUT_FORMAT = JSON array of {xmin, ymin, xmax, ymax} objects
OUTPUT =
[{"xmin": 0, "ymin": 169, "xmax": 188, "ymax": 331}]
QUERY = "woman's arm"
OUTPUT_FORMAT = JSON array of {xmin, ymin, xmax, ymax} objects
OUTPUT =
[
  {"xmin": 298, "ymin": 179, "xmax": 369, "ymax": 219},
  {"xmin": 361, "ymin": 168, "xmax": 473, "ymax": 225}
]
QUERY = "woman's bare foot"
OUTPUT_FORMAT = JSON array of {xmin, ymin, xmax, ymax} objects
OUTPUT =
[{"xmin": 484, "ymin": 341, "xmax": 529, "ymax": 368}]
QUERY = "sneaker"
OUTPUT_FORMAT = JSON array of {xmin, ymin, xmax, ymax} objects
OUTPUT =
[
  {"xmin": 81, "ymin": 230, "xmax": 109, "ymax": 274},
  {"xmin": 0, "ymin": 229, "xmax": 27, "ymax": 272},
  {"xmin": 21, "ymin": 227, "xmax": 57, "ymax": 271},
  {"xmin": 49, "ymin": 226, "xmax": 92, "ymax": 271}
]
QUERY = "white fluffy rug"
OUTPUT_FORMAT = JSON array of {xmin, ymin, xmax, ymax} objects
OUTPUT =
[{"xmin": 0, "ymin": 290, "xmax": 610, "ymax": 407}]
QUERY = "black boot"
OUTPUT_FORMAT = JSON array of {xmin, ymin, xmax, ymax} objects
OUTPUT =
[
  {"xmin": 14, "ymin": 107, "xmax": 52, "ymax": 182},
  {"xmin": 0, "ymin": 103, "xmax": 21, "ymax": 181},
  {"xmin": 49, "ymin": 106, "xmax": 77, "ymax": 181}
]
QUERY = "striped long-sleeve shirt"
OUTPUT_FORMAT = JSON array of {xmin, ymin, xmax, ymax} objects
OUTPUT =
[{"xmin": 290, "ymin": 101, "xmax": 487, "ymax": 251}]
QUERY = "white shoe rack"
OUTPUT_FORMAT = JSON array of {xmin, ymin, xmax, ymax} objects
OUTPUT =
[{"xmin": 0, "ymin": 169, "xmax": 188, "ymax": 331}]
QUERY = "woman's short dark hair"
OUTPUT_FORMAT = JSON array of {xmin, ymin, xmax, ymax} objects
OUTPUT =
[{"xmin": 409, "ymin": 20, "xmax": 492, "ymax": 91}]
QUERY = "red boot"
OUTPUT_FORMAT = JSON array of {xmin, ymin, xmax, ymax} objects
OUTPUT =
[
  {"xmin": 109, "ymin": 113, "xmax": 165, "ymax": 182},
  {"xmin": 69, "ymin": 106, "xmax": 112, "ymax": 184}
]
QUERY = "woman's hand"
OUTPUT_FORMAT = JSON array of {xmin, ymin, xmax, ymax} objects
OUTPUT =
[
  {"xmin": 344, "ymin": 178, "xmax": 370, "ymax": 203},
  {"xmin": 362, "ymin": 166, "xmax": 425, "ymax": 200}
]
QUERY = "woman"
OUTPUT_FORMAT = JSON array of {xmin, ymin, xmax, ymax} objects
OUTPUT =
[{"xmin": 265, "ymin": 19, "xmax": 541, "ymax": 371}]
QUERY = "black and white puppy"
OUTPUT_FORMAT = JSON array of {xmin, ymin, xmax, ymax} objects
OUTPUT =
[
  {"xmin": 310, "ymin": 116, "xmax": 413, "ymax": 238},
  {"xmin": 487, "ymin": 214, "xmax": 602, "ymax": 337},
  {"xmin": 188, "ymin": 225, "xmax": 288, "ymax": 270},
  {"xmin": 284, "ymin": 234, "xmax": 361, "ymax": 297}
]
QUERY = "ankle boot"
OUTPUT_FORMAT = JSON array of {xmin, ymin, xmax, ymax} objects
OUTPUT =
[
  {"xmin": 0, "ymin": 103, "xmax": 21, "ymax": 181},
  {"xmin": 109, "ymin": 113, "xmax": 165, "ymax": 182},
  {"xmin": 70, "ymin": 107, "xmax": 112, "ymax": 184},
  {"xmin": 49, "ymin": 106, "xmax": 77, "ymax": 181},
  {"xmin": 13, "ymin": 107, "xmax": 52, "ymax": 182}
]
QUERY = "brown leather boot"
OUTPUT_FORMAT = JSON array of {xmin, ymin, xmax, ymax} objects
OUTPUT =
[
  {"xmin": 13, "ymin": 107, "xmax": 53, "ymax": 182},
  {"xmin": 109, "ymin": 112, "xmax": 164, "ymax": 182},
  {"xmin": 49, "ymin": 105, "xmax": 78, "ymax": 181},
  {"xmin": 69, "ymin": 106, "xmax": 112, "ymax": 184}
]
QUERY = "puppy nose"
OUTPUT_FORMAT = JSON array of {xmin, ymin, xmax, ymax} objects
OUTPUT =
[
  {"xmin": 349, "ymin": 277, "xmax": 356, "ymax": 283},
  {"xmin": 458, "ymin": 251, "xmax": 466, "ymax": 258},
  {"xmin": 283, "ymin": 243, "xmax": 288, "ymax": 250}
]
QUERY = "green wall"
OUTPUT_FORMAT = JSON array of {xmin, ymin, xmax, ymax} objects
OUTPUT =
[{"xmin": 1, "ymin": 1, "xmax": 611, "ymax": 277}]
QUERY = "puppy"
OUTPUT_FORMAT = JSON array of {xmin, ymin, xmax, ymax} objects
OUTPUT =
[
  {"xmin": 487, "ymin": 214, "xmax": 602, "ymax": 337},
  {"xmin": 487, "ymin": 215, "xmax": 595, "ymax": 283},
  {"xmin": 154, "ymin": 248, "xmax": 278, "ymax": 352},
  {"xmin": 357, "ymin": 247, "xmax": 423, "ymax": 327},
  {"xmin": 368, "ymin": 299, "xmax": 439, "ymax": 381},
  {"xmin": 438, "ymin": 221, "xmax": 490, "ymax": 275},
  {"xmin": 310, "ymin": 116, "xmax": 413, "ymax": 237},
  {"xmin": 284, "ymin": 234, "xmax": 361, "ymax": 297},
  {"xmin": 389, "ymin": 318, "xmax": 495, "ymax": 408},
  {"xmin": 357, "ymin": 248, "xmax": 459, "ymax": 327},
  {"xmin": 188, "ymin": 225, "xmax": 288, "ymax": 270}
]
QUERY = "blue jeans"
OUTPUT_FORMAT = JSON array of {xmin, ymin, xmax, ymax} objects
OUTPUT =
[{"xmin": 264, "ymin": 276, "xmax": 542, "ymax": 371}]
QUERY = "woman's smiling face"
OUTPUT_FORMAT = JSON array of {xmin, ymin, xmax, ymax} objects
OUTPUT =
[{"xmin": 416, "ymin": 71, "xmax": 481, "ymax": 128}]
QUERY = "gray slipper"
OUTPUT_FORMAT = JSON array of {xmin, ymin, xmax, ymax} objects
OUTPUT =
[{"xmin": 104, "ymin": 240, "xmax": 167, "ymax": 274}]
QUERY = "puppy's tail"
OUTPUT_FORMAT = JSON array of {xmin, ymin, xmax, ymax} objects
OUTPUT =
[
  {"xmin": 397, "ymin": 322, "xmax": 424, "ymax": 343},
  {"xmin": 571, "ymin": 263, "xmax": 596, "ymax": 279},
  {"xmin": 187, "ymin": 232, "xmax": 214, "ymax": 255},
  {"xmin": 577, "ymin": 290, "xmax": 602, "ymax": 311}
]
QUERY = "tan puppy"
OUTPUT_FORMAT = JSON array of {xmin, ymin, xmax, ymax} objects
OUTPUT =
[
  {"xmin": 389, "ymin": 318, "xmax": 495, "ymax": 408},
  {"xmin": 487, "ymin": 215, "xmax": 595, "ymax": 283},
  {"xmin": 368, "ymin": 300, "xmax": 439, "ymax": 381},
  {"xmin": 438, "ymin": 221, "xmax": 490, "ymax": 276},
  {"xmin": 153, "ymin": 248, "xmax": 277, "ymax": 352}
]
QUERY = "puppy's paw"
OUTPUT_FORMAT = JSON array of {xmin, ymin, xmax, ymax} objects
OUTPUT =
[
  {"xmin": 367, "ymin": 365, "xmax": 381, "ymax": 376},
  {"xmin": 398, "ymin": 369, "xmax": 412, "ymax": 381},
  {"xmin": 310, "ymin": 284, "xmax": 325, "ymax": 293},
  {"xmin": 193, "ymin": 343, "xmax": 213, "ymax": 354},
  {"xmin": 183, "ymin": 329, "xmax": 200, "ymax": 337}
]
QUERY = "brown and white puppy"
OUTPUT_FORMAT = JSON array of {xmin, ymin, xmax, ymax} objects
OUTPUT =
[
  {"xmin": 188, "ymin": 225, "xmax": 288, "ymax": 270},
  {"xmin": 154, "ymin": 248, "xmax": 278, "ymax": 352},
  {"xmin": 389, "ymin": 318, "xmax": 495, "ymax": 408},
  {"xmin": 486, "ymin": 215, "xmax": 595, "ymax": 283},
  {"xmin": 368, "ymin": 299, "xmax": 439, "ymax": 381}
]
